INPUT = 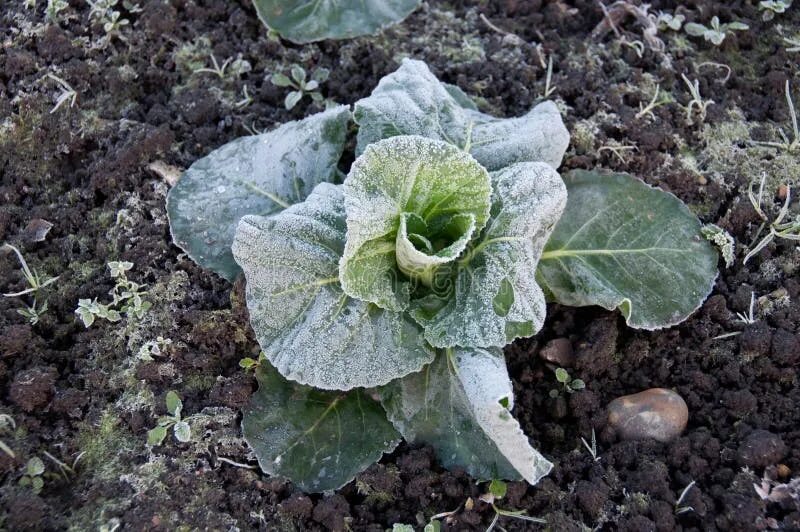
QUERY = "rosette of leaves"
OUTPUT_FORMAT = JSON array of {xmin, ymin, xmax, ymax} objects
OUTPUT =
[{"xmin": 167, "ymin": 59, "xmax": 718, "ymax": 492}]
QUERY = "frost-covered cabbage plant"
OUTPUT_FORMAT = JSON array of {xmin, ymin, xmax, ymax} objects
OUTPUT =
[{"xmin": 167, "ymin": 59, "xmax": 719, "ymax": 492}]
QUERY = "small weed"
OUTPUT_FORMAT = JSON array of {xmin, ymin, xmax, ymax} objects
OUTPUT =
[
  {"xmin": 744, "ymin": 172, "xmax": 800, "ymax": 264},
  {"xmin": 86, "ymin": 0, "xmax": 136, "ymax": 36},
  {"xmin": 46, "ymin": 0, "xmax": 69, "ymax": 22},
  {"xmin": 43, "ymin": 73, "xmax": 77, "ymax": 114},
  {"xmin": 784, "ymin": 35, "xmax": 800, "ymax": 52},
  {"xmin": 681, "ymin": 74, "xmax": 713, "ymax": 124},
  {"xmin": 75, "ymin": 261, "xmax": 151, "ymax": 327},
  {"xmin": 2, "ymin": 243, "xmax": 59, "ymax": 325},
  {"xmin": 540, "ymin": 55, "xmax": 557, "ymax": 99},
  {"xmin": 147, "ymin": 391, "xmax": 192, "ymax": 446},
  {"xmin": 137, "ymin": 336, "xmax": 173, "ymax": 361},
  {"xmin": 653, "ymin": 12, "xmax": 684, "ymax": 31},
  {"xmin": 271, "ymin": 64, "xmax": 329, "ymax": 110},
  {"xmin": 481, "ymin": 479, "xmax": 547, "ymax": 531},
  {"xmin": 684, "ymin": 16, "xmax": 748, "ymax": 46},
  {"xmin": 754, "ymin": 81, "xmax": 799, "ymax": 153},
  {"xmin": 550, "ymin": 368, "xmax": 585, "ymax": 397},
  {"xmin": 239, "ymin": 352, "xmax": 266, "ymax": 372},
  {"xmin": 735, "ymin": 291, "xmax": 757, "ymax": 325},
  {"xmin": 635, "ymin": 84, "xmax": 672, "ymax": 121},
  {"xmin": 19, "ymin": 456, "xmax": 45, "ymax": 494},
  {"xmin": 598, "ymin": 143, "xmax": 637, "ymax": 163},
  {"xmin": 701, "ymin": 224, "xmax": 735, "ymax": 267},
  {"xmin": 580, "ymin": 428, "xmax": 601, "ymax": 462},
  {"xmin": 759, "ymin": 1, "xmax": 792, "ymax": 21}
]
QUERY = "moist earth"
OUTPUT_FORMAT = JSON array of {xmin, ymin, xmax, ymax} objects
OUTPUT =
[{"xmin": 1, "ymin": 1, "xmax": 799, "ymax": 531}]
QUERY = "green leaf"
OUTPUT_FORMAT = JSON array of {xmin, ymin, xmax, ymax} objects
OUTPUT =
[
  {"xmin": 26, "ymin": 456, "xmax": 45, "ymax": 476},
  {"xmin": 270, "ymin": 72, "xmax": 294, "ymax": 87},
  {"xmin": 489, "ymin": 478, "xmax": 508, "ymax": 499},
  {"xmin": 340, "ymin": 135, "xmax": 491, "ymax": 311},
  {"xmin": 232, "ymin": 183, "xmax": 434, "ymax": 390},
  {"xmin": 173, "ymin": 421, "xmax": 191, "ymax": 443},
  {"xmin": 381, "ymin": 348, "xmax": 553, "ymax": 484},
  {"xmin": 290, "ymin": 64, "xmax": 306, "ymax": 84},
  {"xmin": 243, "ymin": 364, "xmax": 401, "ymax": 492},
  {"xmin": 284, "ymin": 90, "xmax": 303, "ymax": 110},
  {"xmin": 537, "ymin": 170, "xmax": 719, "ymax": 329},
  {"xmin": 251, "ymin": 0, "xmax": 421, "ymax": 44},
  {"xmin": 555, "ymin": 368, "xmax": 569, "ymax": 383},
  {"xmin": 165, "ymin": 391, "xmax": 182, "ymax": 417},
  {"xmin": 683, "ymin": 22, "xmax": 708, "ymax": 37},
  {"xmin": 354, "ymin": 59, "xmax": 570, "ymax": 172},
  {"xmin": 410, "ymin": 162, "xmax": 567, "ymax": 348},
  {"xmin": 167, "ymin": 105, "xmax": 350, "ymax": 281},
  {"xmin": 147, "ymin": 425, "xmax": 168, "ymax": 446}
]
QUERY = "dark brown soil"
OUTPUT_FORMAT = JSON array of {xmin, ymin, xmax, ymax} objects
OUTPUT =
[{"xmin": 1, "ymin": 1, "xmax": 799, "ymax": 530}]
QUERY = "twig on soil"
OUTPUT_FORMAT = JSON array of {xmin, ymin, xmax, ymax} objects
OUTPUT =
[
  {"xmin": 598, "ymin": 143, "xmax": 637, "ymax": 164},
  {"xmin": 216, "ymin": 456, "xmax": 258, "ymax": 469},
  {"xmin": 675, "ymin": 480, "xmax": 696, "ymax": 515},
  {"xmin": 697, "ymin": 62, "xmax": 732, "ymax": 84},
  {"xmin": 735, "ymin": 291, "xmax": 757, "ymax": 325},
  {"xmin": 479, "ymin": 14, "xmax": 525, "ymax": 46}
]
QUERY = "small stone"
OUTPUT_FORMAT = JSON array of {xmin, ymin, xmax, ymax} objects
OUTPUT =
[
  {"xmin": 606, "ymin": 388, "xmax": 688, "ymax": 443},
  {"xmin": 21, "ymin": 218, "xmax": 53, "ymax": 242},
  {"xmin": 737, "ymin": 430, "xmax": 786, "ymax": 468},
  {"xmin": 539, "ymin": 338, "xmax": 574, "ymax": 367},
  {"xmin": 776, "ymin": 464, "xmax": 791, "ymax": 479}
]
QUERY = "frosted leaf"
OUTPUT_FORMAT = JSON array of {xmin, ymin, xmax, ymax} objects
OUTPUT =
[
  {"xmin": 243, "ymin": 364, "xmax": 400, "ymax": 492},
  {"xmin": 381, "ymin": 347, "xmax": 553, "ymax": 484},
  {"xmin": 411, "ymin": 162, "xmax": 567, "ymax": 348},
  {"xmin": 340, "ymin": 135, "xmax": 491, "ymax": 311},
  {"xmin": 537, "ymin": 170, "xmax": 719, "ymax": 329},
  {"xmin": 354, "ymin": 59, "xmax": 570, "ymax": 172},
  {"xmin": 252, "ymin": 0, "xmax": 421, "ymax": 44},
  {"xmin": 167, "ymin": 105, "xmax": 350, "ymax": 280},
  {"xmin": 232, "ymin": 183, "xmax": 434, "ymax": 390}
]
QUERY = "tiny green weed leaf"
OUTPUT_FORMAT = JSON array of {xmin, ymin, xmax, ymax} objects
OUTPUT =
[
  {"xmin": 354, "ymin": 59, "xmax": 569, "ymax": 172},
  {"xmin": 555, "ymin": 368, "xmax": 569, "ymax": 383},
  {"xmin": 537, "ymin": 170, "xmax": 718, "ymax": 329},
  {"xmin": 232, "ymin": 183, "xmax": 434, "ymax": 390},
  {"xmin": 147, "ymin": 425, "xmax": 168, "ymax": 446},
  {"xmin": 173, "ymin": 421, "xmax": 191, "ymax": 443},
  {"xmin": 165, "ymin": 391, "xmax": 182, "ymax": 417},
  {"xmin": 167, "ymin": 105, "xmax": 350, "ymax": 280},
  {"xmin": 243, "ymin": 364, "xmax": 401, "ymax": 492},
  {"xmin": 410, "ymin": 162, "xmax": 567, "ymax": 348},
  {"xmin": 381, "ymin": 348, "xmax": 553, "ymax": 484},
  {"xmin": 340, "ymin": 135, "xmax": 491, "ymax": 311},
  {"xmin": 489, "ymin": 478, "xmax": 508, "ymax": 499},
  {"xmin": 26, "ymin": 456, "xmax": 45, "ymax": 476},
  {"xmin": 252, "ymin": 0, "xmax": 421, "ymax": 44},
  {"xmin": 270, "ymin": 72, "xmax": 293, "ymax": 87}
]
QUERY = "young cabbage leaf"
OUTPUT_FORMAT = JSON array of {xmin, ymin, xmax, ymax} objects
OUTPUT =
[
  {"xmin": 537, "ymin": 170, "xmax": 719, "ymax": 329},
  {"xmin": 232, "ymin": 183, "xmax": 434, "ymax": 390},
  {"xmin": 353, "ymin": 59, "xmax": 569, "ymax": 172},
  {"xmin": 243, "ymin": 363, "xmax": 400, "ymax": 492},
  {"xmin": 167, "ymin": 106, "xmax": 350, "ymax": 281},
  {"xmin": 340, "ymin": 135, "xmax": 492, "ymax": 312},
  {"xmin": 381, "ymin": 347, "xmax": 553, "ymax": 484},
  {"xmin": 411, "ymin": 161, "xmax": 567, "ymax": 348},
  {"xmin": 252, "ymin": 0, "xmax": 421, "ymax": 44}
]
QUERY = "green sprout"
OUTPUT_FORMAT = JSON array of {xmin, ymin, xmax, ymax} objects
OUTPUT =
[
  {"xmin": 75, "ymin": 261, "xmax": 151, "ymax": 327},
  {"xmin": 271, "ymin": 64, "xmax": 329, "ymax": 110},
  {"xmin": 743, "ymin": 174, "xmax": 799, "ymax": 264},
  {"xmin": 19, "ymin": 456, "xmax": 45, "ymax": 494},
  {"xmin": 551, "ymin": 367, "xmax": 586, "ymax": 397},
  {"xmin": 239, "ymin": 352, "xmax": 267, "ymax": 372},
  {"xmin": 481, "ymin": 479, "xmax": 547, "ymax": 531},
  {"xmin": 754, "ymin": 81, "xmax": 799, "ymax": 153},
  {"xmin": 147, "ymin": 391, "xmax": 192, "ymax": 446},
  {"xmin": 2, "ymin": 243, "xmax": 59, "ymax": 325},
  {"xmin": 684, "ymin": 16, "xmax": 748, "ymax": 46}
]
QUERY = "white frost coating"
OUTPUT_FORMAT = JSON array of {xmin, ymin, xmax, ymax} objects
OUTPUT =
[
  {"xmin": 231, "ymin": 183, "xmax": 433, "ymax": 390},
  {"xmin": 455, "ymin": 349, "xmax": 553, "ymax": 484},
  {"xmin": 412, "ymin": 162, "xmax": 567, "ymax": 348},
  {"xmin": 381, "ymin": 348, "xmax": 553, "ymax": 484},
  {"xmin": 340, "ymin": 135, "xmax": 491, "ymax": 311},
  {"xmin": 354, "ymin": 59, "xmax": 570, "ymax": 172}
]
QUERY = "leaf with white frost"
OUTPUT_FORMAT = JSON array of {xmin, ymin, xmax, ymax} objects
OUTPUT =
[
  {"xmin": 340, "ymin": 135, "xmax": 491, "ymax": 311},
  {"xmin": 537, "ymin": 170, "xmax": 719, "ymax": 329},
  {"xmin": 243, "ymin": 364, "xmax": 400, "ymax": 492},
  {"xmin": 232, "ymin": 183, "xmax": 434, "ymax": 390},
  {"xmin": 167, "ymin": 105, "xmax": 350, "ymax": 281},
  {"xmin": 381, "ymin": 347, "xmax": 553, "ymax": 484},
  {"xmin": 354, "ymin": 59, "xmax": 570, "ymax": 171},
  {"xmin": 410, "ymin": 162, "xmax": 567, "ymax": 348}
]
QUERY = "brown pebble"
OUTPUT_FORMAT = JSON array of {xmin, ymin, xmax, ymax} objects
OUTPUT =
[
  {"xmin": 777, "ymin": 464, "xmax": 791, "ymax": 479},
  {"xmin": 606, "ymin": 388, "xmax": 688, "ymax": 443},
  {"xmin": 778, "ymin": 184, "xmax": 788, "ymax": 200},
  {"xmin": 539, "ymin": 338, "xmax": 574, "ymax": 367}
]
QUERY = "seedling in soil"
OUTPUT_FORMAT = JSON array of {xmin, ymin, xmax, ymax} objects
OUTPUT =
[
  {"xmin": 480, "ymin": 479, "xmax": 547, "ymax": 531},
  {"xmin": 44, "ymin": 73, "xmax": 77, "ymax": 114},
  {"xmin": 239, "ymin": 352, "xmax": 266, "ymax": 372},
  {"xmin": 635, "ymin": 84, "xmax": 672, "ymax": 121},
  {"xmin": 759, "ymin": 1, "xmax": 792, "ymax": 21},
  {"xmin": 2, "ymin": 243, "xmax": 59, "ymax": 325},
  {"xmin": 684, "ymin": 16, "xmax": 748, "ymax": 46},
  {"xmin": 86, "ymin": 0, "xmax": 134, "ymax": 36},
  {"xmin": 744, "ymin": 172, "xmax": 800, "ymax": 264},
  {"xmin": 0, "ymin": 414, "xmax": 16, "ymax": 459},
  {"xmin": 168, "ymin": 59, "xmax": 719, "ymax": 492},
  {"xmin": 785, "ymin": 35, "xmax": 800, "ymax": 52},
  {"xmin": 551, "ymin": 368, "xmax": 586, "ymax": 396},
  {"xmin": 137, "ymin": 336, "xmax": 173, "ymax": 361},
  {"xmin": 653, "ymin": 12, "xmax": 684, "ymax": 31},
  {"xmin": 675, "ymin": 480, "xmax": 697, "ymax": 515},
  {"xmin": 75, "ymin": 261, "xmax": 151, "ymax": 327},
  {"xmin": 147, "ymin": 391, "xmax": 192, "ymax": 446},
  {"xmin": 681, "ymin": 74, "xmax": 713, "ymax": 124},
  {"xmin": 46, "ymin": 0, "xmax": 69, "ymax": 22},
  {"xmin": 19, "ymin": 456, "xmax": 45, "ymax": 494},
  {"xmin": 270, "ymin": 64, "xmax": 329, "ymax": 110},
  {"xmin": 753, "ymin": 81, "xmax": 799, "ymax": 153},
  {"xmin": 598, "ymin": 142, "xmax": 637, "ymax": 163},
  {"xmin": 735, "ymin": 291, "xmax": 758, "ymax": 325},
  {"xmin": 580, "ymin": 429, "xmax": 601, "ymax": 462},
  {"xmin": 42, "ymin": 450, "xmax": 84, "ymax": 482}
]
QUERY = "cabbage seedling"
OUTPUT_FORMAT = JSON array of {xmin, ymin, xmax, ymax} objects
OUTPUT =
[{"xmin": 167, "ymin": 59, "xmax": 718, "ymax": 492}]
